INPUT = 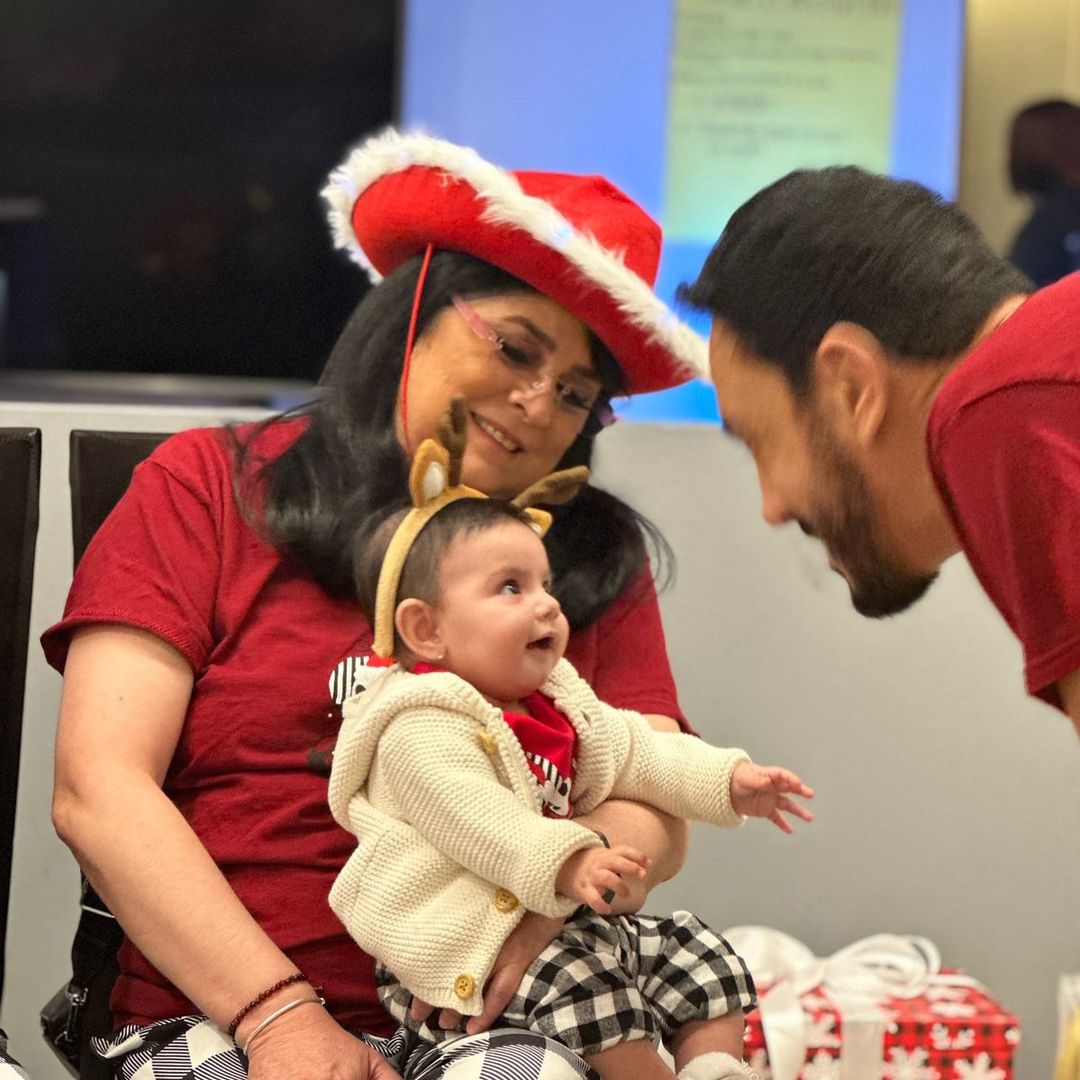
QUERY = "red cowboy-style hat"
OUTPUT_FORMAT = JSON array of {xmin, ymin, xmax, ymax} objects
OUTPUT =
[{"xmin": 323, "ymin": 129, "xmax": 706, "ymax": 395}]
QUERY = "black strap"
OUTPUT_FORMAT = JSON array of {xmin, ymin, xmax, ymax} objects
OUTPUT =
[
  {"xmin": 65, "ymin": 880, "xmax": 124, "ymax": 1073},
  {"xmin": 71, "ymin": 880, "xmax": 122, "ymax": 997}
]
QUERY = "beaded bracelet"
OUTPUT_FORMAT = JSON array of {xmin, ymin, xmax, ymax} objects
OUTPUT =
[
  {"xmin": 241, "ymin": 994, "xmax": 326, "ymax": 1055},
  {"xmin": 227, "ymin": 972, "xmax": 308, "ymax": 1038}
]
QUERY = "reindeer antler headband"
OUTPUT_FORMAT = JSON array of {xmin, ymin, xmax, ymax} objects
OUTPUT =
[{"xmin": 371, "ymin": 397, "xmax": 589, "ymax": 658}]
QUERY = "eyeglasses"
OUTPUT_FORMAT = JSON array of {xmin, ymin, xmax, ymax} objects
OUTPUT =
[{"xmin": 451, "ymin": 295, "xmax": 615, "ymax": 437}]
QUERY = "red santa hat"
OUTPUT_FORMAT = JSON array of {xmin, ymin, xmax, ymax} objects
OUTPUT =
[{"xmin": 323, "ymin": 129, "xmax": 707, "ymax": 395}]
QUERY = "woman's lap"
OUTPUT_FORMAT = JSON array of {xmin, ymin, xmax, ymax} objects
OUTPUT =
[
  {"xmin": 391, "ymin": 1028, "xmax": 597, "ymax": 1080},
  {"xmin": 92, "ymin": 1016, "xmax": 598, "ymax": 1080},
  {"xmin": 0, "ymin": 1032, "xmax": 30, "ymax": 1080}
]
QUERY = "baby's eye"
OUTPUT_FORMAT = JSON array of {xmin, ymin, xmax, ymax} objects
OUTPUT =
[{"xmin": 498, "ymin": 579, "xmax": 521, "ymax": 595}]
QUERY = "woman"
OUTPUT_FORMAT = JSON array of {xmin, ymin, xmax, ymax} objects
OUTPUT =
[{"xmin": 43, "ymin": 130, "xmax": 709, "ymax": 1080}]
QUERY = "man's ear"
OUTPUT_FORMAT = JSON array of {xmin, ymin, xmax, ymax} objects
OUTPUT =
[
  {"xmin": 811, "ymin": 322, "xmax": 889, "ymax": 446},
  {"xmin": 394, "ymin": 598, "xmax": 444, "ymax": 662}
]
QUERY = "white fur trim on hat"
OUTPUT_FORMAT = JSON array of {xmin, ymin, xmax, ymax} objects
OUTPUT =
[{"xmin": 322, "ymin": 129, "xmax": 708, "ymax": 382}]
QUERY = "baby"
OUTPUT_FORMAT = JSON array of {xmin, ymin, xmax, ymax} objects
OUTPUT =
[{"xmin": 329, "ymin": 411, "xmax": 813, "ymax": 1080}]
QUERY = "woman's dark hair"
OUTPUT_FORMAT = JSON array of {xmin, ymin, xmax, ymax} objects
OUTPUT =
[
  {"xmin": 679, "ymin": 165, "xmax": 1030, "ymax": 399},
  {"xmin": 230, "ymin": 249, "xmax": 672, "ymax": 629}
]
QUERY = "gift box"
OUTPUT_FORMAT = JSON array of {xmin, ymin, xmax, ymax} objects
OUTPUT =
[
  {"xmin": 724, "ymin": 928, "xmax": 1020, "ymax": 1080},
  {"xmin": 1057, "ymin": 973, "xmax": 1080, "ymax": 1079}
]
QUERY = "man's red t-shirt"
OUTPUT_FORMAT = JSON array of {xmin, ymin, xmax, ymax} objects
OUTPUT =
[
  {"xmin": 928, "ymin": 271, "xmax": 1080, "ymax": 706},
  {"xmin": 41, "ymin": 422, "xmax": 685, "ymax": 1032}
]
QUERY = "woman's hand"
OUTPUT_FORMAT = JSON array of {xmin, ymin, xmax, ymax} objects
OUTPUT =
[
  {"xmin": 409, "ymin": 911, "xmax": 567, "ymax": 1035},
  {"xmin": 566, "ymin": 713, "xmax": 693, "ymax": 913},
  {"xmin": 245, "ymin": 1002, "xmax": 402, "ymax": 1080},
  {"xmin": 456, "ymin": 911, "xmax": 566, "ymax": 1035},
  {"xmin": 463, "ymin": 912, "xmax": 565, "ymax": 1035},
  {"xmin": 729, "ymin": 762, "xmax": 814, "ymax": 832}
]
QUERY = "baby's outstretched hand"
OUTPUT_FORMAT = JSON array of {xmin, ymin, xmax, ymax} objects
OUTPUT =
[
  {"xmin": 555, "ymin": 844, "xmax": 650, "ymax": 914},
  {"xmin": 730, "ymin": 762, "xmax": 814, "ymax": 833}
]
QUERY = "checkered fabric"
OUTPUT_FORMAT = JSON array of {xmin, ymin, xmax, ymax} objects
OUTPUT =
[
  {"xmin": 94, "ymin": 1017, "xmax": 246, "ymax": 1079},
  {"xmin": 380, "ymin": 910, "xmax": 757, "ymax": 1057},
  {"xmin": 0, "ymin": 1030, "xmax": 30, "ymax": 1080},
  {"xmin": 92, "ymin": 1015, "xmax": 597, "ymax": 1080}
]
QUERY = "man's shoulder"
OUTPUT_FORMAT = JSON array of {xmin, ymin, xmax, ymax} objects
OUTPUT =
[{"xmin": 933, "ymin": 274, "xmax": 1080, "ymax": 432}]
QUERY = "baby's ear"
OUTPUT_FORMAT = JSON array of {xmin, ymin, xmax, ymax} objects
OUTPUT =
[{"xmin": 395, "ymin": 598, "xmax": 443, "ymax": 662}]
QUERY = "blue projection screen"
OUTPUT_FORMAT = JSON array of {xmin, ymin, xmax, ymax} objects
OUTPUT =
[{"xmin": 399, "ymin": 0, "xmax": 965, "ymax": 423}]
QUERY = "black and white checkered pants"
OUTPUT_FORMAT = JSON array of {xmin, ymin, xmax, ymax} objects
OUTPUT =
[
  {"xmin": 91, "ymin": 1017, "xmax": 597, "ymax": 1080},
  {"xmin": 0, "ymin": 1030, "xmax": 30, "ymax": 1080},
  {"xmin": 380, "ymin": 909, "xmax": 757, "ymax": 1057}
]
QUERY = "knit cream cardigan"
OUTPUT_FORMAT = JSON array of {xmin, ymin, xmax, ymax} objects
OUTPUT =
[{"xmin": 328, "ymin": 658, "xmax": 749, "ymax": 1015}]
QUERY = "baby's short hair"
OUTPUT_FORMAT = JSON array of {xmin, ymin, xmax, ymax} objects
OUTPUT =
[{"xmin": 354, "ymin": 498, "xmax": 537, "ymax": 662}]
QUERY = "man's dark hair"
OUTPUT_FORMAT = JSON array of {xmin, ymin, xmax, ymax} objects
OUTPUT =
[
  {"xmin": 354, "ymin": 499, "xmax": 536, "ymax": 664},
  {"xmin": 679, "ymin": 166, "xmax": 1030, "ymax": 398}
]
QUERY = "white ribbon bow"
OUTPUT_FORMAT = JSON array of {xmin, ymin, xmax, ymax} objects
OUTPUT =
[{"xmin": 723, "ymin": 927, "xmax": 948, "ymax": 1080}]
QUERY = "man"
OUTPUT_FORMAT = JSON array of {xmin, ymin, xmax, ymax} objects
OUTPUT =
[{"xmin": 680, "ymin": 166, "xmax": 1080, "ymax": 732}]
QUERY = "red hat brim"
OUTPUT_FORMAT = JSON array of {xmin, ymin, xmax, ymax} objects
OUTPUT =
[{"xmin": 324, "ymin": 131, "xmax": 707, "ymax": 396}]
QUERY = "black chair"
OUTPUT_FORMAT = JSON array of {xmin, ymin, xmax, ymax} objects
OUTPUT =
[
  {"xmin": 0, "ymin": 428, "xmax": 41, "ymax": 1006},
  {"xmin": 43, "ymin": 430, "xmax": 170, "ymax": 1078},
  {"xmin": 69, "ymin": 430, "xmax": 171, "ymax": 565}
]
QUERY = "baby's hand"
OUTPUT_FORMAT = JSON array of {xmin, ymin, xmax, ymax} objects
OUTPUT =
[
  {"xmin": 730, "ymin": 762, "xmax": 814, "ymax": 833},
  {"xmin": 555, "ymin": 843, "xmax": 650, "ymax": 914}
]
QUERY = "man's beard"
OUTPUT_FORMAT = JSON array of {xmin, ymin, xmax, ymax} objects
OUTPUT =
[{"xmin": 806, "ymin": 431, "xmax": 938, "ymax": 619}]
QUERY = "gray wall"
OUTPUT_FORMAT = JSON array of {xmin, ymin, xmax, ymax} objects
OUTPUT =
[
  {"xmin": 593, "ymin": 423, "xmax": 1080, "ymax": 1080},
  {"xmin": 2, "ymin": 411, "xmax": 1077, "ymax": 1079}
]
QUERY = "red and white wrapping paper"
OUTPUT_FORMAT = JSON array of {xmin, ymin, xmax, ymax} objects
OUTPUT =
[{"xmin": 725, "ymin": 927, "xmax": 1020, "ymax": 1080}]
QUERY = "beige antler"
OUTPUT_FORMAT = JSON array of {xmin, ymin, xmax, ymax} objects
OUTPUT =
[
  {"xmin": 374, "ymin": 400, "xmax": 589, "ymax": 657},
  {"xmin": 436, "ymin": 396, "xmax": 469, "ymax": 488},
  {"xmin": 512, "ymin": 466, "xmax": 590, "ymax": 511}
]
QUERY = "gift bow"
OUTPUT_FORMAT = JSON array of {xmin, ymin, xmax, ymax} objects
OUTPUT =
[{"xmin": 723, "ymin": 927, "xmax": 950, "ymax": 1080}]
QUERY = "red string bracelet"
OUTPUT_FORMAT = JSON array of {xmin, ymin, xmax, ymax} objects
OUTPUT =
[{"xmin": 227, "ymin": 972, "xmax": 309, "ymax": 1038}]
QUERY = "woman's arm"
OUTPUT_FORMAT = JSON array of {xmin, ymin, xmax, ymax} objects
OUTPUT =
[
  {"xmin": 456, "ymin": 712, "xmax": 688, "ymax": 1034},
  {"xmin": 572, "ymin": 712, "xmax": 689, "ymax": 913},
  {"xmin": 53, "ymin": 625, "xmax": 397, "ymax": 1080},
  {"xmin": 566, "ymin": 562, "xmax": 692, "ymax": 903}
]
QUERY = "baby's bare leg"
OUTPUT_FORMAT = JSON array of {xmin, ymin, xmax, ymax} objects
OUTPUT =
[
  {"xmin": 668, "ymin": 1013, "xmax": 752, "ymax": 1079},
  {"xmin": 584, "ymin": 1038, "xmax": 675, "ymax": 1080}
]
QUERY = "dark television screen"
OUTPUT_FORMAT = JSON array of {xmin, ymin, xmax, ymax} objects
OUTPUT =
[{"xmin": 0, "ymin": 0, "xmax": 397, "ymax": 380}]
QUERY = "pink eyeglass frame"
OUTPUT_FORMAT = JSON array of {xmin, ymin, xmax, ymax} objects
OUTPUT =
[{"xmin": 450, "ymin": 294, "xmax": 616, "ymax": 435}]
